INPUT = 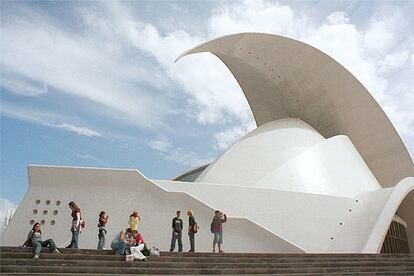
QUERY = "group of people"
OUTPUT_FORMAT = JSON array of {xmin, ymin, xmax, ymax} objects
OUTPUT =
[
  {"xmin": 110, "ymin": 211, "xmax": 148, "ymax": 259},
  {"xmin": 169, "ymin": 209, "xmax": 227, "ymax": 253},
  {"xmin": 23, "ymin": 200, "xmax": 228, "ymax": 259},
  {"xmin": 22, "ymin": 201, "xmax": 81, "ymax": 259}
]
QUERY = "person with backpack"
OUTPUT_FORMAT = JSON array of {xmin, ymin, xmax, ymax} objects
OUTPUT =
[
  {"xmin": 23, "ymin": 222, "xmax": 60, "ymax": 259},
  {"xmin": 67, "ymin": 201, "xmax": 83, "ymax": 248},
  {"xmin": 169, "ymin": 210, "xmax": 183, "ymax": 252},
  {"xmin": 97, "ymin": 211, "xmax": 109, "ymax": 249},
  {"xmin": 187, "ymin": 209, "xmax": 197, "ymax": 252},
  {"xmin": 211, "ymin": 210, "xmax": 227, "ymax": 253}
]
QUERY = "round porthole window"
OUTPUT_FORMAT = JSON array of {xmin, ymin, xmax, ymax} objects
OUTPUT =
[
  {"xmin": 50, "ymin": 220, "xmax": 55, "ymax": 226},
  {"xmin": 53, "ymin": 210, "xmax": 58, "ymax": 215},
  {"xmin": 43, "ymin": 210, "xmax": 48, "ymax": 215},
  {"xmin": 46, "ymin": 200, "xmax": 51, "ymax": 205},
  {"xmin": 33, "ymin": 209, "xmax": 38, "ymax": 215},
  {"xmin": 35, "ymin": 200, "xmax": 40, "ymax": 205},
  {"xmin": 56, "ymin": 200, "xmax": 61, "ymax": 206},
  {"xmin": 29, "ymin": 220, "xmax": 35, "ymax": 225},
  {"xmin": 40, "ymin": 220, "xmax": 45, "ymax": 225}
]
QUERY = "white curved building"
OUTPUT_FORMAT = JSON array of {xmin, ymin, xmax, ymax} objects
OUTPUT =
[{"xmin": 1, "ymin": 33, "xmax": 413, "ymax": 253}]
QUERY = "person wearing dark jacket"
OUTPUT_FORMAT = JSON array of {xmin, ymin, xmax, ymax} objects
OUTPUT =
[
  {"xmin": 97, "ymin": 211, "xmax": 109, "ymax": 249},
  {"xmin": 169, "ymin": 210, "xmax": 183, "ymax": 252},
  {"xmin": 187, "ymin": 209, "xmax": 197, "ymax": 252},
  {"xmin": 23, "ymin": 222, "xmax": 60, "ymax": 259},
  {"xmin": 211, "ymin": 210, "xmax": 227, "ymax": 253}
]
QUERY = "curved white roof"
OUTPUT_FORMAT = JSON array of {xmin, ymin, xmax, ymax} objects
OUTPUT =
[{"xmin": 177, "ymin": 33, "xmax": 414, "ymax": 188}]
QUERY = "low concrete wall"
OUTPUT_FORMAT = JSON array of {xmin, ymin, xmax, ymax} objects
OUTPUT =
[{"xmin": 0, "ymin": 165, "xmax": 303, "ymax": 253}]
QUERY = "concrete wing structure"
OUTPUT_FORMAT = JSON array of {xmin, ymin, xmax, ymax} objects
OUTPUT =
[
  {"xmin": 1, "ymin": 33, "xmax": 413, "ymax": 254},
  {"xmin": 177, "ymin": 32, "xmax": 414, "ymax": 189}
]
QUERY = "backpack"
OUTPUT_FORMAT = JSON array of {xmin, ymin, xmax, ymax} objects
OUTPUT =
[
  {"xmin": 141, "ymin": 244, "xmax": 151, "ymax": 256},
  {"xmin": 193, "ymin": 223, "xmax": 199, "ymax": 234},
  {"xmin": 80, "ymin": 219, "xmax": 86, "ymax": 229},
  {"xmin": 210, "ymin": 220, "xmax": 215, "ymax": 233}
]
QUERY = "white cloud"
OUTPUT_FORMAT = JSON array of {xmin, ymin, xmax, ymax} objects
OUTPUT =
[
  {"xmin": 56, "ymin": 124, "xmax": 101, "ymax": 137},
  {"xmin": 363, "ymin": 20, "xmax": 395, "ymax": 52},
  {"xmin": 148, "ymin": 138, "xmax": 213, "ymax": 167},
  {"xmin": 98, "ymin": 1, "xmax": 253, "ymax": 127},
  {"xmin": 0, "ymin": 103, "xmax": 102, "ymax": 137},
  {"xmin": 214, "ymin": 120, "xmax": 256, "ymax": 150},
  {"xmin": 0, "ymin": 5, "xmax": 170, "ymax": 130},
  {"xmin": 208, "ymin": 1, "xmax": 306, "ymax": 38},
  {"xmin": 379, "ymin": 50, "xmax": 410, "ymax": 72},
  {"xmin": 164, "ymin": 148, "xmax": 214, "ymax": 168},
  {"xmin": 326, "ymin": 11, "xmax": 350, "ymax": 25},
  {"xmin": 0, "ymin": 73, "xmax": 48, "ymax": 97},
  {"xmin": 0, "ymin": 198, "xmax": 17, "ymax": 233},
  {"xmin": 148, "ymin": 139, "xmax": 172, "ymax": 153}
]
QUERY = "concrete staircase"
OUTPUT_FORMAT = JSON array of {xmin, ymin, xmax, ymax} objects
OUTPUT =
[{"xmin": 1, "ymin": 246, "xmax": 414, "ymax": 275}]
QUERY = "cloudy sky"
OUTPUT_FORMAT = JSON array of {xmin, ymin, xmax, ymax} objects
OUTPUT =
[{"xmin": 1, "ymin": 0, "xmax": 413, "ymax": 224}]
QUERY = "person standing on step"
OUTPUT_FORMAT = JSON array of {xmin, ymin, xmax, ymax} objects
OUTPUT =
[
  {"xmin": 187, "ymin": 209, "xmax": 197, "ymax": 252},
  {"xmin": 23, "ymin": 222, "xmax": 60, "ymax": 259},
  {"xmin": 127, "ymin": 211, "xmax": 140, "ymax": 234},
  {"xmin": 169, "ymin": 210, "xmax": 183, "ymax": 252},
  {"xmin": 67, "ymin": 201, "xmax": 82, "ymax": 248},
  {"xmin": 97, "ymin": 211, "xmax": 109, "ymax": 250},
  {"xmin": 211, "ymin": 210, "xmax": 227, "ymax": 253}
]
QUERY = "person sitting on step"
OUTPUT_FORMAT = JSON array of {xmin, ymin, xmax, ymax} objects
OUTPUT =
[
  {"xmin": 111, "ymin": 228, "xmax": 133, "ymax": 255},
  {"xmin": 23, "ymin": 222, "xmax": 60, "ymax": 259}
]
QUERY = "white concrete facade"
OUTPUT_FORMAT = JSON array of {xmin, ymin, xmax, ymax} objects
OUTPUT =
[{"xmin": 1, "ymin": 33, "xmax": 413, "ymax": 253}]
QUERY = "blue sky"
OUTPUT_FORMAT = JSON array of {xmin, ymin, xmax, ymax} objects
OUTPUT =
[{"xmin": 1, "ymin": 0, "xmax": 413, "ymax": 223}]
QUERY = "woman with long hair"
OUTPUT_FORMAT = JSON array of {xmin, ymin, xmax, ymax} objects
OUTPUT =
[
  {"xmin": 127, "ymin": 211, "xmax": 140, "ymax": 234},
  {"xmin": 67, "ymin": 201, "xmax": 81, "ymax": 248},
  {"xmin": 23, "ymin": 222, "xmax": 60, "ymax": 259}
]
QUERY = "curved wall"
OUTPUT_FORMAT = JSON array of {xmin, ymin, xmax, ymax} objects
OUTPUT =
[
  {"xmin": 397, "ymin": 190, "xmax": 414, "ymax": 252},
  {"xmin": 197, "ymin": 118, "xmax": 324, "ymax": 186},
  {"xmin": 256, "ymin": 135, "xmax": 381, "ymax": 197},
  {"xmin": 198, "ymin": 118, "xmax": 381, "ymax": 197}
]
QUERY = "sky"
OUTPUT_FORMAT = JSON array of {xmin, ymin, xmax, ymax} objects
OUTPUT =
[{"xmin": 1, "ymin": 0, "xmax": 413, "ymax": 226}]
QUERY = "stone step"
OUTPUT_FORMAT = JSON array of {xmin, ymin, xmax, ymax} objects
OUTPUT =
[
  {"xmin": 163, "ymin": 251, "xmax": 414, "ymax": 258},
  {"xmin": 2, "ymin": 246, "xmax": 413, "ymax": 275},
  {"xmin": 2, "ymin": 251, "xmax": 414, "ymax": 263},
  {"xmin": 2, "ymin": 264, "xmax": 413, "ymax": 274},
  {"xmin": 2, "ymin": 246, "xmax": 413, "ymax": 258},
  {"xmin": 2, "ymin": 258, "xmax": 414, "ymax": 269},
  {"xmin": 1, "ymin": 273, "xmax": 411, "ymax": 276},
  {"xmin": 0, "ymin": 246, "xmax": 114, "ymax": 255}
]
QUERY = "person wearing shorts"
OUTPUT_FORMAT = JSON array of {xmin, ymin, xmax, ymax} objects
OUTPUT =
[{"xmin": 211, "ymin": 210, "xmax": 227, "ymax": 253}]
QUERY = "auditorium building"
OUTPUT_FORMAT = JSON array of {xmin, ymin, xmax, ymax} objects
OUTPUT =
[{"xmin": 2, "ymin": 33, "xmax": 413, "ymax": 253}]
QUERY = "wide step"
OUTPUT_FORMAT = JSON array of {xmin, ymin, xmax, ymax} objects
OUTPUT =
[{"xmin": 1, "ymin": 246, "xmax": 413, "ymax": 275}]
